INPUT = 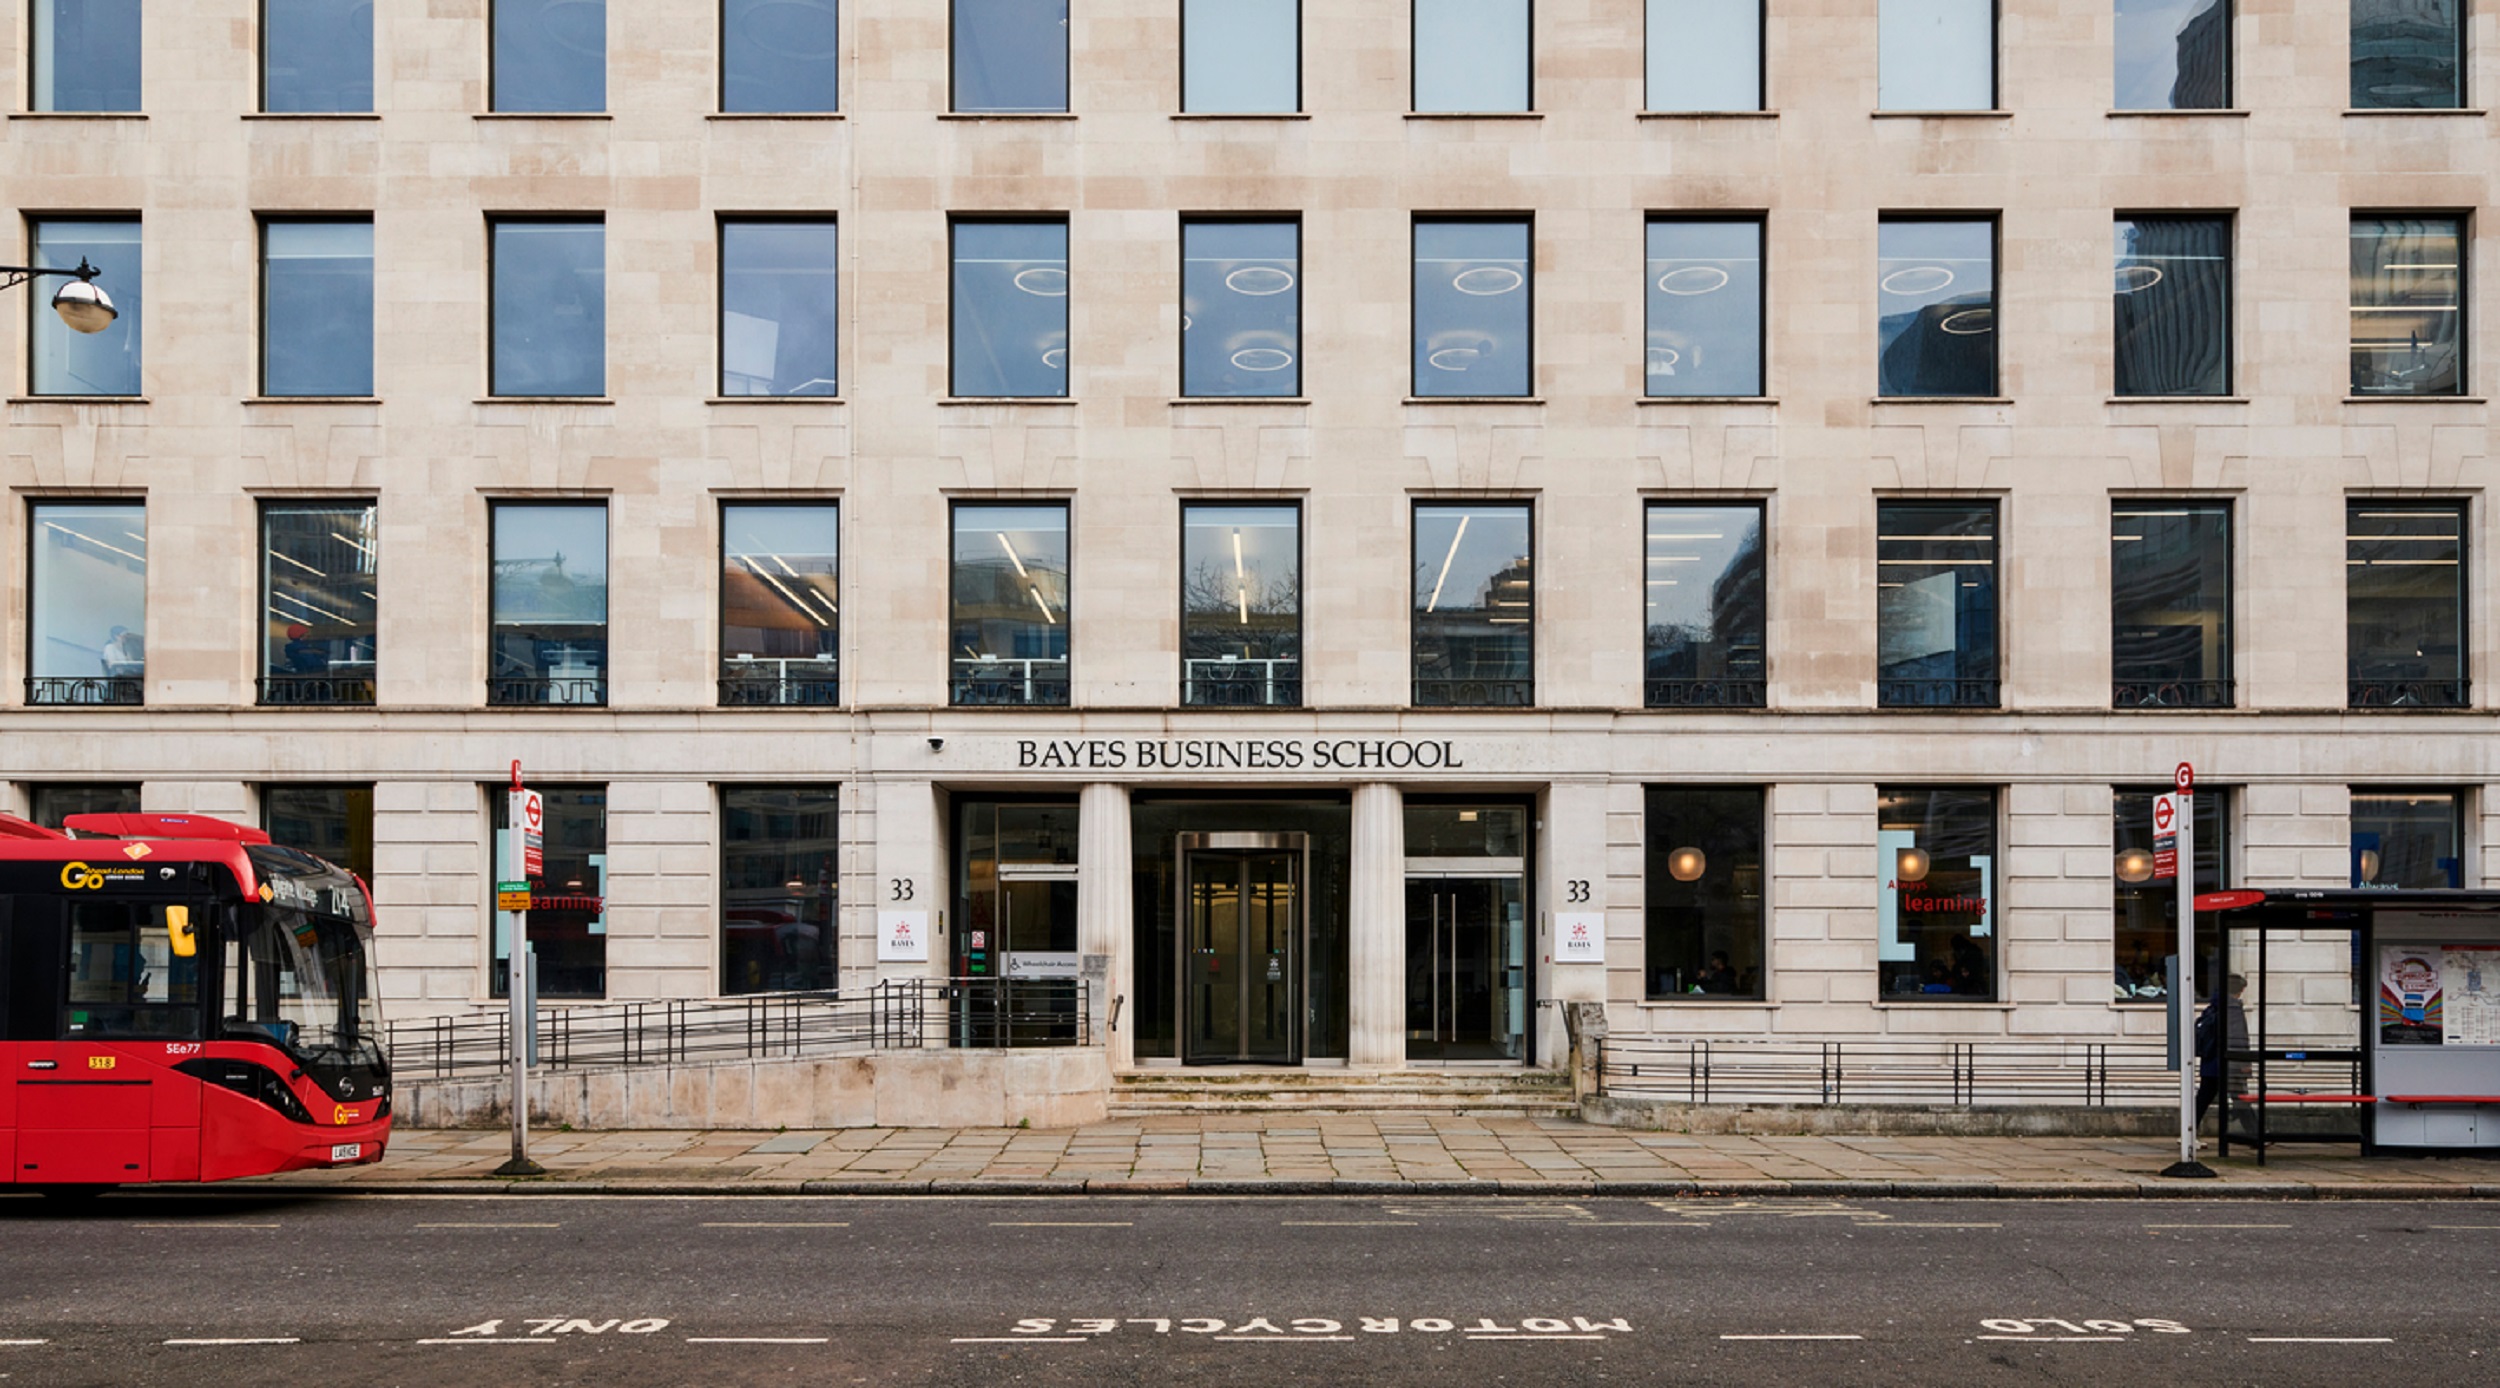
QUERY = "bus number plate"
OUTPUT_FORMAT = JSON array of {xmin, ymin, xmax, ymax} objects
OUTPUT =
[{"xmin": 330, "ymin": 1143, "xmax": 364, "ymax": 1163}]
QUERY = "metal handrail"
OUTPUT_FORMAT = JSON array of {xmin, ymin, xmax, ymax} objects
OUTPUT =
[{"xmin": 1596, "ymin": 1035, "xmax": 2279, "ymax": 1109}]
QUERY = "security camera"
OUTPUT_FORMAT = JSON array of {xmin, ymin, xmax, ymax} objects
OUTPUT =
[{"xmin": 928, "ymin": 736, "xmax": 945, "ymax": 751}]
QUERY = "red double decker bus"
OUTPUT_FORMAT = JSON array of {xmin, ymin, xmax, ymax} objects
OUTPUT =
[{"xmin": 1, "ymin": 812, "xmax": 391, "ymax": 1191}]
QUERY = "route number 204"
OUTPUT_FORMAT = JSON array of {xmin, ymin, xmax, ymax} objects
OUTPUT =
[{"xmin": 1982, "ymin": 1319, "xmax": 2191, "ymax": 1335}]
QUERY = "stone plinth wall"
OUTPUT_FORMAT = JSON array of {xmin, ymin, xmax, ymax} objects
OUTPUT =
[{"xmin": 398, "ymin": 1048, "xmax": 1111, "ymax": 1131}]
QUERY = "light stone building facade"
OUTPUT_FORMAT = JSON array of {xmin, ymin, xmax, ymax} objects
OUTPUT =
[{"xmin": 1, "ymin": 1, "xmax": 2493, "ymax": 1074}]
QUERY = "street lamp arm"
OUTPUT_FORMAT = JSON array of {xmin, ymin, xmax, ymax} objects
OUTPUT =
[{"xmin": 0, "ymin": 258, "xmax": 103, "ymax": 294}]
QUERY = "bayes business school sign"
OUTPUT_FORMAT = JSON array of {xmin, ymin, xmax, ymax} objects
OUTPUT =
[{"xmin": 1016, "ymin": 738, "xmax": 1466, "ymax": 773}]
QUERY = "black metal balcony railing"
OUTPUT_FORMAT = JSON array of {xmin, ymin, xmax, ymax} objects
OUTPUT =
[
  {"xmin": 950, "ymin": 657, "xmax": 1070, "ymax": 707},
  {"xmin": 258, "ymin": 675, "xmax": 378, "ymax": 707},
  {"xmin": 25, "ymin": 676, "xmax": 142, "ymax": 707},
  {"xmin": 1877, "ymin": 677, "xmax": 2000, "ymax": 709},
  {"xmin": 718, "ymin": 660, "xmax": 841, "ymax": 707},
  {"xmin": 1645, "ymin": 678, "xmax": 1768, "ymax": 710},
  {"xmin": 1412, "ymin": 678, "xmax": 1534, "ymax": 708},
  {"xmin": 1183, "ymin": 657, "xmax": 1301, "ymax": 708},
  {"xmin": 2348, "ymin": 678, "xmax": 2469, "ymax": 710},
  {"xmin": 2111, "ymin": 678, "xmax": 2234, "ymax": 711},
  {"xmin": 487, "ymin": 676, "xmax": 607, "ymax": 707}
]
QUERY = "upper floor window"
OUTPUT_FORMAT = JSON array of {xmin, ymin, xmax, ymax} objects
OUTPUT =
[
  {"xmin": 954, "ymin": 0, "xmax": 1067, "ymax": 114},
  {"xmin": 1877, "ymin": 500, "xmax": 1997, "ymax": 708},
  {"xmin": 489, "ymin": 502, "xmax": 607, "ymax": 706},
  {"xmin": 2350, "ymin": 214, "xmax": 2464, "ymax": 396},
  {"xmin": 2115, "ymin": 215, "xmax": 2230, "ymax": 397},
  {"xmin": 1645, "ymin": 0, "xmax": 1761, "ymax": 111},
  {"xmin": 260, "ymin": 500, "xmax": 378, "ymax": 707},
  {"xmin": 2351, "ymin": 789, "xmax": 2464, "ymax": 888},
  {"xmin": 264, "ymin": 0, "xmax": 373, "ymax": 113},
  {"xmin": 2348, "ymin": 500, "xmax": 2467, "ymax": 708},
  {"xmin": 1645, "ymin": 502, "xmax": 1765, "ymax": 708},
  {"xmin": 2115, "ymin": 0, "xmax": 2229, "ymax": 109},
  {"xmin": 1877, "ymin": 217, "xmax": 1996, "ymax": 398},
  {"xmin": 491, "ymin": 218, "xmax": 604, "ymax": 398},
  {"xmin": 720, "ymin": 218, "xmax": 837, "ymax": 397},
  {"xmin": 1184, "ymin": 0, "xmax": 1296, "ymax": 113},
  {"xmin": 952, "ymin": 219, "xmax": 1067, "ymax": 398},
  {"xmin": 493, "ymin": 0, "xmax": 605, "ymax": 113},
  {"xmin": 1414, "ymin": 0, "xmax": 1530, "ymax": 113},
  {"xmin": 263, "ymin": 219, "xmax": 374, "ymax": 398},
  {"xmin": 719, "ymin": 502, "xmax": 839, "ymax": 706},
  {"xmin": 33, "ymin": 0, "xmax": 139, "ymax": 112},
  {"xmin": 724, "ymin": 0, "xmax": 837, "ymax": 113},
  {"xmin": 1647, "ymin": 216, "xmax": 1764, "ymax": 398},
  {"xmin": 28, "ymin": 500, "xmax": 144, "ymax": 707},
  {"xmin": 2112, "ymin": 786, "xmax": 2227, "ymax": 1001},
  {"xmin": 1878, "ymin": 0, "xmax": 1993, "ymax": 110},
  {"xmin": 2352, "ymin": 0, "xmax": 2463, "ymax": 109},
  {"xmin": 1181, "ymin": 502, "xmax": 1301, "ymax": 708},
  {"xmin": 30, "ymin": 219, "xmax": 140, "ymax": 398},
  {"xmin": 722, "ymin": 786, "xmax": 841, "ymax": 993},
  {"xmin": 1645, "ymin": 786, "xmax": 1766, "ymax": 1001},
  {"xmin": 2111, "ymin": 500, "xmax": 2232, "ymax": 709},
  {"xmin": 1182, "ymin": 218, "xmax": 1299, "ymax": 398},
  {"xmin": 1878, "ymin": 786, "xmax": 1997, "ymax": 1000},
  {"xmin": 952, "ymin": 503, "xmax": 1069, "ymax": 706},
  {"xmin": 1413, "ymin": 217, "xmax": 1531, "ymax": 398},
  {"xmin": 1413, "ymin": 501, "xmax": 1532, "ymax": 707}
]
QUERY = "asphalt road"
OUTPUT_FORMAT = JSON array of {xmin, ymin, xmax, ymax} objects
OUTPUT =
[{"xmin": 0, "ymin": 1192, "xmax": 2492, "ymax": 1386}]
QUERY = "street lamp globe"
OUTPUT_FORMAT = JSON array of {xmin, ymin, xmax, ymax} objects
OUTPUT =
[{"xmin": 50, "ymin": 278, "xmax": 116, "ymax": 334}]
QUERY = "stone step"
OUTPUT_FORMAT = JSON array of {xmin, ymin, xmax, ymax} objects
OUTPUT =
[{"xmin": 1109, "ymin": 1068, "xmax": 1575, "ymax": 1117}]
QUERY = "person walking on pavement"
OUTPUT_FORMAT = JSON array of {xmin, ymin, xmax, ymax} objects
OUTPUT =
[{"xmin": 2193, "ymin": 972, "xmax": 2251, "ymax": 1134}]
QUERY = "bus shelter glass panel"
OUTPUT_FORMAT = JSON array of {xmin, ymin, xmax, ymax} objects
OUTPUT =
[
  {"xmin": 261, "ymin": 501, "xmax": 379, "ymax": 706},
  {"xmin": 1877, "ymin": 787, "xmax": 1996, "ymax": 1000},
  {"xmin": 493, "ymin": 0, "xmax": 605, "ymax": 111},
  {"xmin": 1413, "ymin": 219, "xmax": 1531, "ymax": 397},
  {"xmin": 2110, "ymin": 500, "xmax": 2231, "ymax": 709},
  {"xmin": 2352, "ymin": 0, "xmax": 2462, "ymax": 109},
  {"xmin": 2347, "ymin": 501, "xmax": 2466, "ymax": 708},
  {"xmin": 1646, "ymin": 218, "xmax": 1763, "ymax": 397},
  {"xmin": 953, "ymin": 0, "xmax": 1067, "ymax": 113},
  {"xmin": 31, "ymin": 220, "xmax": 142, "ymax": 398},
  {"xmin": 2114, "ymin": 215, "xmax": 2230, "ymax": 396},
  {"xmin": 1182, "ymin": 219, "xmax": 1300, "ymax": 398},
  {"xmin": 492, "ymin": 785, "xmax": 607, "ymax": 998},
  {"xmin": 1644, "ymin": 501, "xmax": 1765, "ymax": 708},
  {"xmin": 1877, "ymin": 219, "xmax": 1994, "ymax": 396},
  {"xmin": 1183, "ymin": 0, "xmax": 1296, "ymax": 113},
  {"xmin": 1181, "ymin": 502, "xmax": 1300, "ymax": 707},
  {"xmin": 951, "ymin": 503, "xmax": 1069, "ymax": 706},
  {"xmin": 1412, "ymin": 502, "xmax": 1532, "ymax": 706},
  {"xmin": 2350, "ymin": 215, "xmax": 2463, "ymax": 396},
  {"xmin": 265, "ymin": 0, "xmax": 374, "ymax": 112},
  {"xmin": 723, "ymin": 0, "xmax": 837, "ymax": 112},
  {"xmin": 2351, "ymin": 790, "xmax": 2463, "ymax": 889},
  {"xmin": 2112, "ymin": 787, "xmax": 2225, "ymax": 1002},
  {"xmin": 1877, "ymin": 500, "xmax": 1997, "ymax": 708},
  {"xmin": 722, "ymin": 787, "xmax": 839, "ymax": 994},
  {"xmin": 2114, "ymin": 0, "xmax": 2228, "ymax": 109},
  {"xmin": 1644, "ymin": 787, "xmax": 1765, "ymax": 1000},
  {"xmin": 720, "ymin": 502, "xmax": 839, "ymax": 705},
  {"xmin": 1645, "ymin": 0, "xmax": 1760, "ymax": 111},
  {"xmin": 29, "ymin": 501, "xmax": 146, "ymax": 706},
  {"xmin": 489, "ymin": 503, "xmax": 608, "ymax": 705}
]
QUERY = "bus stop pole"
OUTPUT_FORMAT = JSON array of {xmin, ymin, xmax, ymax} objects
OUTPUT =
[
  {"xmin": 2163, "ymin": 785, "xmax": 2215, "ymax": 1178},
  {"xmin": 496, "ymin": 768, "xmax": 545, "ymax": 1177}
]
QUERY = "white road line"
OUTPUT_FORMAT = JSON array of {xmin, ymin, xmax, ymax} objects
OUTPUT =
[
  {"xmin": 701, "ymin": 1222, "xmax": 850, "ymax": 1228},
  {"xmin": 987, "ymin": 1221, "xmax": 1132, "ymax": 1227},
  {"xmin": 2144, "ymin": 1223, "xmax": 2290, "ymax": 1230},
  {"xmin": 163, "ymin": 1338, "xmax": 301, "ymax": 1346},
  {"xmin": 1584, "ymin": 1222, "xmax": 1711, "ymax": 1228},
  {"xmin": 1976, "ymin": 1335, "xmax": 2125, "ymax": 1343},
  {"xmin": 132, "ymin": 1223, "xmax": 279, "ymax": 1230},
  {"xmin": 414, "ymin": 1338, "xmax": 560, "ymax": 1346},
  {"xmin": 0, "ymin": 1339, "xmax": 50, "ymax": 1346},
  {"xmin": 1876, "ymin": 1223, "xmax": 2001, "ymax": 1229},
  {"xmin": 2247, "ymin": 1337, "xmax": 2395, "ymax": 1344},
  {"xmin": 1280, "ymin": 1220, "xmax": 1418, "ymax": 1227},
  {"xmin": 1212, "ymin": 1336, "xmax": 1358, "ymax": 1342},
  {"xmin": 1467, "ymin": 1334, "xmax": 1607, "ymax": 1341},
  {"xmin": 1722, "ymin": 1334, "xmax": 1864, "ymax": 1341},
  {"xmin": 2428, "ymin": 1225, "xmax": 2500, "ymax": 1230},
  {"xmin": 684, "ymin": 1337, "xmax": 830, "ymax": 1344},
  {"xmin": 414, "ymin": 1222, "xmax": 560, "ymax": 1229},
  {"xmin": 950, "ymin": 1336, "xmax": 1086, "ymax": 1344}
]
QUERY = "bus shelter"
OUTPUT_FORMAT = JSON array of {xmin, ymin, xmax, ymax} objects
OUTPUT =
[{"xmin": 2213, "ymin": 890, "xmax": 2500, "ymax": 1160}]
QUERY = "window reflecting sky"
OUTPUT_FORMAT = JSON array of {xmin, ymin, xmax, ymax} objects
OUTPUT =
[
  {"xmin": 1183, "ymin": 220, "xmax": 1299, "ymax": 397},
  {"xmin": 2114, "ymin": 216, "xmax": 2229, "ymax": 396},
  {"xmin": 1877, "ymin": 501, "xmax": 1996, "ymax": 685},
  {"xmin": 493, "ymin": 221, "xmax": 605, "ymax": 397},
  {"xmin": 265, "ymin": 0, "xmax": 373, "ymax": 112},
  {"xmin": 35, "ymin": 0, "xmax": 140, "ymax": 112},
  {"xmin": 1645, "ymin": 0, "xmax": 1759, "ymax": 111},
  {"xmin": 723, "ymin": 0, "xmax": 837, "ymax": 112},
  {"xmin": 1878, "ymin": 0, "xmax": 1992, "ymax": 110},
  {"xmin": 265, "ymin": 221, "xmax": 374, "ymax": 398},
  {"xmin": 953, "ymin": 221, "xmax": 1067, "ymax": 397},
  {"xmin": 952, "ymin": 504, "xmax": 1069, "ymax": 667},
  {"xmin": 1644, "ymin": 503, "xmax": 1765, "ymax": 683},
  {"xmin": 2351, "ymin": 0, "xmax": 2461, "ymax": 109},
  {"xmin": 1412, "ymin": 502, "xmax": 1533, "ymax": 700},
  {"xmin": 32, "ymin": 220, "xmax": 141, "ymax": 397},
  {"xmin": 1182, "ymin": 503, "xmax": 1300, "ymax": 659},
  {"xmin": 1877, "ymin": 219, "xmax": 1994, "ymax": 397},
  {"xmin": 2350, "ymin": 216, "xmax": 2463, "ymax": 396},
  {"xmin": 2113, "ymin": 0, "xmax": 2228, "ymax": 110},
  {"xmin": 722, "ymin": 220, "xmax": 838, "ymax": 397},
  {"xmin": 1184, "ymin": 0, "xmax": 1296, "ymax": 112},
  {"xmin": 31, "ymin": 502, "xmax": 146, "ymax": 681},
  {"xmin": 955, "ymin": 0, "xmax": 1068, "ymax": 112},
  {"xmin": 721, "ymin": 503, "xmax": 839, "ymax": 663},
  {"xmin": 494, "ymin": 0, "xmax": 606, "ymax": 112},
  {"xmin": 1414, "ymin": 220, "xmax": 1531, "ymax": 397},
  {"xmin": 1414, "ymin": 0, "xmax": 1530, "ymax": 112},
  {"xmin": 1646, "ymin": 219, "xmax": 1762, "ymax": 397}
]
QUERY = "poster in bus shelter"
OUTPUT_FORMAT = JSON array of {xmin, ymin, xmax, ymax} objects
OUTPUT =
[
  {"xmin": 2440, "ymin": 947, "xmax": 2500, "ymax": 1046},
  {"xmin": 2378, "ymin": 948, "xmax": 2444, "ymax": 1045}
]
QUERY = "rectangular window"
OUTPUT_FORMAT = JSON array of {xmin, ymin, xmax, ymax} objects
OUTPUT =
[
  {"xmin": 720, "ymin": 218, "xmax": 838, "ymax": 397},
  {"xmin": 491, "ymin": 219, "xmax": 605, "ymax": 397},
  {"xmin": 1413, "ymin": 501, "xmax": 1532, "ymax": 707},
  {"xmin": 29, "ymin": 783, "xmax": 138, "ymax": 829},
  {"xmin": 1182, "ymin": 219, "xmax": 1299, "ymax": 398},
  {"xmin": 63, "ymin": 900, "xmax": 199, "ymax": 1039},
  {"xmin": 2352, "ymin": 0, "xmax": 2463, "ymax": 109},
  {"xmin": 28, "ymin": 500, "xmax": 145, "ymax": 706},
  {"xmin": 2350, "ymin": 214, "xmax": 2464, "ymax": 396},
  {"xmin": 2113, "ymin": 786, "xmax": 2226, "ymax": 1002},
  {"xmin": 30, "ymin": 219, "xmax": 140, "ymax": 397},
  {"xmin": 2352, "ymin": 789, "xmax": 2464, "ymax": 888},
  {"xmin": 1413, "ymin": 218, "xmax": 1531, "ymax": 398},
  {"xmin": 1644, "ymin": 786, "xmax": 1765, "ymax": 1000},
  {"xmin": 1414, "ymin": 0, "xmax": 1530, "ymax": 112},
  {"xmin": 264, "ymin": 784, "xmax": 376, "ymax": 883},
  {"xmin": 720, "ymin": 502, "xmax": 839, "ymax": 706},
  {"xmin": 1878, "ymin": 0, "xmax": 1993, "ymax": 110},
  {"xmin": 489, "ymin": 502, "xmax": 607, "ymax": 706},
  {"xmin": 1878, "ymin": 218, "xmax": 1995, "ymax": 397},
  {"xmin": 1877, "ymin": 500, "xmax": 1997, "ymax": 708},
  {"xmin": 492, "ymin": 785, "xmax": 606, "ymax": 998},
  {"xmin": 722, "ymin": 786, "xmax": 840, "ymax": 994},
  {"xmin": 264, "ymin": 0, "xmax": 373, "ymax": 112},
  {"xmin": 951, "ymin": 502, "xmax": 1069, "ymax": 706},
  {"xmin": 1878, "ymin": 787, "xmax": 1996, "ymax": 1001},
  {"xmin": 2114, "ymin": 215, "xmax": 2230, "ymax": 396},
  {"xmin": 723, "ymin": 0, "xmax": 837, "ymax": 113},
  {"xmin": 493, "ymin": 0, "xmax": 605, "ymax": 112},
  {"xmin": 262, "ymin": 219, "xmax": 374, "ymax": 398},
  {"xmin": 1645, "ymin": 502, "xmax": 1766, "ymax": 708},
  {"xmin": 1645, "ymin": 0, "xmax": 1761, "ymax": 111},
  {"xmin": 2347, "ymin": 500, "xmax": 2467, "ymax": 708},
  {"xmin": 1183, "ymin": 0, "xmax": 1296, "ymax": 113},
  {"xmin": 2114, "ymin": 0, "xmax": 2229, "ymax": 109},
  {"xmin": 952, "ymin": 219, "xmax": 1067, "ymax": 398},
  {"xmin": 1181, "ymin": 502, "xmax": 1301, "ymax": 707},
  {"xmin": 1646, "ymin": 217, "xmax": 1764, "ymax": 398},
  {"xmin": 261, "ymin": 500, "xmax": 379, "ymax": 706},
  {"xmin": 33, "ymin": 0, "xmax": 139, "ymax": 111},
  {"xmin": 953, "ymin": 0, "xmax": 1067, "ymax": 113},
  {"xmin": 2111, "ymin": 500, "xmax": 2232, "ymax": 709}
]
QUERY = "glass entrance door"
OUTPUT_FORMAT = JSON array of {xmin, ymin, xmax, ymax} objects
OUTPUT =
[
  {"xmin": 1406, "ymin": 875, "xmax": 1528, "ymax": 1062},
  {"xmin": 1180, "ymin": 843, "xmax": 1303, "ymax": 1065}
]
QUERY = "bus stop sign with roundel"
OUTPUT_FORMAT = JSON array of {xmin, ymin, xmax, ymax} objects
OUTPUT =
[
  {"xmin": 2152, "ymin": 794, "xmax": 2179, "ymax": 880},
  {"xmin": 521, "ymin": 790, "xmax": 545, "ymax": 878}
]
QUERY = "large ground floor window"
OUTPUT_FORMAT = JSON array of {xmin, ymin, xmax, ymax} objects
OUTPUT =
[
  {"xmin": 1644, "ymin": 787, "xmax": 1766, "ymax": 1000},
  {"xmin": 493, "ymin": 784, "xmax": 607, "ymax": 999},
  {"xmin": 722, "ymin": 786, "xmax": 840, "ymax": 994},
  {"xmin": 1878, "ymin": 787, "xmax": 1997, "ymax": 1001}
]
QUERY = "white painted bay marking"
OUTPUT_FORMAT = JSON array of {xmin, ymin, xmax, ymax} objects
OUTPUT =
[
  {"xmin": 2428, "ymin": 1225, "xmax": 2500, "ymax": 1230},
  {"xmin": 2247, "ymin": 1337, "xmax": 2394, "ymax": 1344},
  {"xmin": 951, "ymin": 1337, "xmax": 1085, "ymax": 1344},
  {"xmin": 1722, "ymin": 1334, "xmax": 1864, "ymax": 1341},
  {"xmin": 415, "ymin": 1222, "xmax": 560, "ymax": 1229},
  {"xmin": 132, "ymin": 1223, "xmax": 278, "ymax": 1230},
  {"xmin": 1212, "ymin": 1335, "xmax": 1356, "ymax": 1342},
  {"xmin": 1583, "ymin": 1221, "xmax": 1710, "ymax": 1228},
  {"xmin": 164, "ymin": 1338, "xmax": 300, "ymax": 1346},
  {"xmin": 987, "ymin": 1221, "xmax": 1131, "ymax": 1227},
  {"xmin": 1976, "ymin": 1335, "xmax": 2124, "ymax": 1343},
  {"xmin": 1880, "ymin": 1223, "xmax": 2000, "ymax": 1229},
  {"xmin": 684, "ymin": 1337, "xmax": 829, "ymax": 1344},
  {"xmin": 0, "ymin": 1339, "xmax": 50, "ymax": 1346},
  {"xmin": 1280, "ymin": 1220, "xmax": 1417, "ymax": 1227},
  {"xmin": 701, "ymin": 1222, "xmax": 850, "ymax": 1228},
  {"xmin": 415, "ymin": 1339, "xmax": 559, "ymax": 1346},
  {"xmin": 1467, "ymin": 1334, "xmax": 1606, "ymax": 1341},
  {"xmin": 2144, "ymin": 1224, "xmax": 2289, "ymax": 1230}
]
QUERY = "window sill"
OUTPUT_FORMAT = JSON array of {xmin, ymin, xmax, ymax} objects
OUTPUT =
[
  {"xmin": 474, "ymin": 396, "xmax": 615, "ymax": 405},
  {"xmin": 1871, "ymin": 109, "xmax": 2011, "ymax": 119},
  {"xmin": 939, "ymin": 396, "xmax": 1076, "ymax": 406},
  {"xmin": 1640, "ymin": 996, "xmax": 1777, "ymax": 1006},
  {"xmin": 1638, "ymin": 110, "xmax": 1777, "ymax": 120},
  {"xmin": 708, "ymin": 111, "xmax": 842, "ymax": 120},
  {"xmin": 1171, "ymin": 396, "xmax": 1309, "ymax": 406},
  {"xmin": 243, "ymin": 111, "xmax": 380, "ymax": 121},
  {"xmin": 9, "ymin": 111, "xmax": 144, "ymax": 120},
  {"xmin": 1405, "ymin": 395, "xmax": 1544, "ymax": 406},
  {"xmin": 1872, "ymin": 999, "xmax": 2018, "ymax": 1010},
  {"xmin": 8, "ymin": 395, "xmax": 145, "ymax": 405},
  {"xmin": 474, "ymin": 111, "xmax": 612, "ymax": 121},
  {"xmin": 1172, "ymin": 112, "xmax": 1311, "ymax": 121},
  {"xmin": 1407, "ymin": 110, "xmax": 1541, "ymax": 120},
  {"xmin": 708, "ymin": 395, "xmax": 842, "ymax": 405},
  {"xmin": 2343, "ymin": 108, "xmax": 2486, "ymax": 117},
  {"xmin": 244, "ymin": 396, "xmax": 379, "ymax": 405},
  {"xmin": 2106, "ymin": 108, "xmax": 2248, "ymax": 118},
  {"xmin": 1870, "ymin": 396, "xmax": 2012, "ymax": 405},
  {"xmin": 2107, "ymin": 395, "xmax": 2246, "ymax": 405},
  {"xmin": 938, "ymin": 111, "xmax": 1076, "ymax": 121},
  {"xmin": 1638, "ymin": 395, "xmax": 1776, "ymax": 405},
  {"xmin": 2345, "ymin": 395, "xmax": 2485, "ymax": 404}
]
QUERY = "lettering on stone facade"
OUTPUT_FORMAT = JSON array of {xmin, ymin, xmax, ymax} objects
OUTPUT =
[{"xmin": 1012, "ymin": 739, "xmax": 1464, "ymax": 772}]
